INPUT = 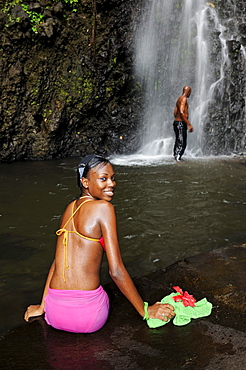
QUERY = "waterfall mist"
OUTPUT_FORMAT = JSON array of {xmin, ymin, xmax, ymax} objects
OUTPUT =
[{"xmin": 134, "ymin": 0, "xmax": 245, "ymax": 158}]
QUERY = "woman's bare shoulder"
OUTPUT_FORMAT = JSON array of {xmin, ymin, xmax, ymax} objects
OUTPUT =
[
  {"xmin": 59, "ymin": 200, "xmax": 75, "ymax": 221},
  {"xmin": 94, "ymin": 200, "xmax": 115, "ymax": 211},
  {"xmin": 88, "ymin": 200, "xmax": 115, "ymax": 218},
  {"xmin": 63, "ymin": 199, "xmax": 76, "ymax": 212}
]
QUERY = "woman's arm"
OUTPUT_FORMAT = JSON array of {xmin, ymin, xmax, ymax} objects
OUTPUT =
[
  {"xmin": 24, "ymin": 260, "xmax": 55, "ymax": 321},
  {"xmin": 100, "ymin": 202, "xmax": 175, "ymax": 321}
]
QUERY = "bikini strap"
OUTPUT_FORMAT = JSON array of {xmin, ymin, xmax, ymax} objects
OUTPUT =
[
  {"xmin": 56, "ymin": 199, "xmax": 93, "ymax": 282},
  {"xmin": 61, "ymin": 199, "xmax": 93, "ymax": 230}
]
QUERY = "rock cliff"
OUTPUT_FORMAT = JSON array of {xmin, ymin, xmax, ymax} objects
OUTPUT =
[
  {"xmin": 0, "ymin": 0, "xmax": 143, "ymax": 161},
  {"xmin": 0, "ymin": 0, "xmax": 245, "ymax": 161}
]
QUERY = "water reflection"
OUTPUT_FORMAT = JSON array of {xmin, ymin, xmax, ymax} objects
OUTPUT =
[{"xmin": 0, "ymin": 157, "xmax": 245, "ymax": 336}]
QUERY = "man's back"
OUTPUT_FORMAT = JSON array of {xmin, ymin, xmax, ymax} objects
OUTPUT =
[{"xmin": 174, "ymin": 95, "xmax": 188, "ymax": 121}]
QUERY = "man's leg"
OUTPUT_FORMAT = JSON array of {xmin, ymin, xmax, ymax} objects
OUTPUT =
[
  {"xmin": 173, "ymin": 122, "xmax": 187, "ymax": 160},
  {"xmin": 179, "ymin": 122, "xmax": 187, "ymax": 159},
  {"xmin": 173, "ymin": 122, "xmax": 179, "ymax": 160}
]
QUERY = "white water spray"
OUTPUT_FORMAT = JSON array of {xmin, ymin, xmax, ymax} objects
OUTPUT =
[
  {"xmin": 134, "ymin": 0, "xmax": 224, "ymax": 157},
  {"xmin": 111, "ymin": 0, "xmax": 245, "ymax": 166}
]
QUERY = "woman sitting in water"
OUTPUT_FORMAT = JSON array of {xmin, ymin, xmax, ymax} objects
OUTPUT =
[{"xmin": 24, "ymin": 154, "xmax": 175, "ymax": 333}]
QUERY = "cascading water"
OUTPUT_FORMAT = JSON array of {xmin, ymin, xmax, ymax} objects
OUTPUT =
[{"xmin": 133, "ymin": 0, "xmax": 245, "ymax": 158}]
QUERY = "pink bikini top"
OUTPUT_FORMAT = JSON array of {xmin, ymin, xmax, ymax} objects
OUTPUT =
[{"xmin": 56, "ymin": 198, "xmax": 105, "ymax": 281}]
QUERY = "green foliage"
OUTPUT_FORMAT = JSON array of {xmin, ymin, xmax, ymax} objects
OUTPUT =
[
  {"xmin": 21, "ymin": 4, "xmax": 44, "ymax": 33},
  {"xmin": 63, "ymin": 0, "xmax": 78, "ymax": 4},
  {"xmin": 2, "ymin": 0, "xmax": 79, "ymax": 33},
  {"xmin": 62, "ymin": 0, "xmax": 78, "ymax": 12}
]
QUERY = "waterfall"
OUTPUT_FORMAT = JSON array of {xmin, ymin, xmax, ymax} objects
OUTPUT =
[{"xmin": 133, "ymin": 0, "xmax": 244, "ymax": 158}]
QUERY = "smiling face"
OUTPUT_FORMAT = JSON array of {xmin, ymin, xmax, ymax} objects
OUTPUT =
[{"xmin": 81, "ymin": 163, "xmax": 116, "ymax": 201}]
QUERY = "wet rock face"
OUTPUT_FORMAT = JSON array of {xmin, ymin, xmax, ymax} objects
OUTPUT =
[
  {"xmin": 203, "ymin": 0, "xmax": 246, "ymax": 155},
  {"xmin": 0, "ymin": 245, "xmax": 245, "ymax": 368},
  {"xmin": 0, "ymin": 0, "xmax": 245, "ymax": 162},
  {"xmin": 0, "ymin": 0, "xmax": 143, "ymax": 161}
]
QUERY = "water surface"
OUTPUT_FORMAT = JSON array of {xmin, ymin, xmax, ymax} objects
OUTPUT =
[{"xmin": 0, "ymin": 156, "xmax": 245, "ymax": 336}]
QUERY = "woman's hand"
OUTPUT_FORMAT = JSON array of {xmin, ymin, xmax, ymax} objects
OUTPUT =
[
  {"xmin": 24, "ymin": 304, "xmax": 44, "ymax": 322},
  {"xmin": 148, "ymin": 302, "xmax": 175, "ymax": 322}
]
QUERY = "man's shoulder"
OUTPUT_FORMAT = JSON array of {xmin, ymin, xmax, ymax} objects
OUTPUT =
[
  {"xmin": 180, "ymin": 95, "xmax": 188, "ymax": 104},
  {"xmin": 177, "ymin": 95, "xmax": 185, "ymax": 106}
]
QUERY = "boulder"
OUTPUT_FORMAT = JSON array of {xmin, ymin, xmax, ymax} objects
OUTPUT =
[{"xmin": 0, "ymin": 244, "xmax": 245, "ymax": 369}]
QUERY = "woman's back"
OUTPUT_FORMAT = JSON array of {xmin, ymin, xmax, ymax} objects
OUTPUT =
[
  {"xmin": 50, "ymin": 198, "xmax": 106, "ymax": 291},
  {"xmin": 24, "ymin": 154, "xmax": 175, "ymax": 334}
]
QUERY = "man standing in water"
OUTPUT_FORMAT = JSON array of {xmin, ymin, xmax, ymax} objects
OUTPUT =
[{"xmin": 173, "ymin": 86, "xmax": 193, "ymax": 161}]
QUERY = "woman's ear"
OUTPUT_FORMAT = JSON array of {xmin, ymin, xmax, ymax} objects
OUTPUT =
[{"xmin": 81, "ymin": 177, "xmax": 89, "ymax": 189}]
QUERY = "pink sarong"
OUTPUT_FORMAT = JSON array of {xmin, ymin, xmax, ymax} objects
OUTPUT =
[{"xmin": 44, "ymin": 286, "xmax": 109, "ymax": 333}]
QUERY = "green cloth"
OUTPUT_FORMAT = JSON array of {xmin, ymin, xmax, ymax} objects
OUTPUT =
[{"xmin": 147, "ymin": 293, "xmax": 213, "ymax": 328}]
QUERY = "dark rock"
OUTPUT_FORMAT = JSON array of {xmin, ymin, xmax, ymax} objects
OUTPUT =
[
  {"xmin": 0, "ymin": 244, "xmax": 245, "ymax": 369},
  {"xmin": 10, "ymin": 5, "xmax": 28, "ymax": 21},
  {"xmin": 0, "ymin": 0, "xmax": 245, "ymax": 162},
  {"xmin": 0, "ymin": 0, "xmax": 142, "ymax": 162}
]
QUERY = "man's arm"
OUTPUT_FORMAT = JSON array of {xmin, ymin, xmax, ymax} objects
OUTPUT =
[{"xmin": 179, "ymin": 98, "xmax": 193, "ymax": 132}]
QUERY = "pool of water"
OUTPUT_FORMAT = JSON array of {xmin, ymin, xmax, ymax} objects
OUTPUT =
[{"xmin": 0, "ymin": 156, "xmax": 245, "ymax": 336}]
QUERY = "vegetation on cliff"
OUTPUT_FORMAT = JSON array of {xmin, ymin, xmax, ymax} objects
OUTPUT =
[
  {"xmin": 0, "ymin": 0, "xmax": 245, "ymax": 161},
  {"xmin": 0, "ymin": 0, "xmax": 142, "ymax": 161}
]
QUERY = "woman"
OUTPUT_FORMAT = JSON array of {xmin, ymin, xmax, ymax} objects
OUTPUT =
[{"xmin": 24, "ymin": 154, "xmax": 175, "ymax": 333}]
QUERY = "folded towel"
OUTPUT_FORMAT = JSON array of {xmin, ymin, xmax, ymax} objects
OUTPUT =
[{"xmin": 146, "ymin": 288, "xmax": 213, "ymax": 328}]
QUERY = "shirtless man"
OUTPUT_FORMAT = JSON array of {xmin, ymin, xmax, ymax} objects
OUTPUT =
[{"xmin": 173, "ymin": 86, "xmax": 193, "ymax": 161}]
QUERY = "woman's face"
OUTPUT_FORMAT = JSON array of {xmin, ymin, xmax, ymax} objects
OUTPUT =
[{"xmin": 82, "ymin": 163, "xmax": 116, "ymax": 201}]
